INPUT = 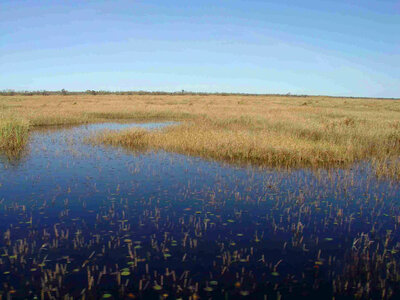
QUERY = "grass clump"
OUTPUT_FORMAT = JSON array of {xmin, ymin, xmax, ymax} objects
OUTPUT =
[
  {"xmin": 94, "ymin": 108, "xmax": 400, "ymax": 170},
  {"xmin": 95, "ymin": 128, "xmax": 150, "ymax": 150},
  {"xmin": 373, "ymin": 158, "xmax": 400, "ymax": 181},
  {"xmin": 0, "ymin": 117, "xmax": 29, "ymax": 158}
]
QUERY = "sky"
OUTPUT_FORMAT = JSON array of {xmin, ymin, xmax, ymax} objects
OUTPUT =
[{"xmin": 0, "ymin": 0, "xmax": 399, "ymax": 97}]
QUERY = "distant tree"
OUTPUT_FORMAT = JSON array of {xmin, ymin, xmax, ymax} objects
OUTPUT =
[
  {"xmin": 86, "ymin": 90, "xmax": 97, "ymax": 95},
  {"xmin": 61, "ymin": 89, "xmax": 67, "ymax": 95},
  {"xmin": 5, "ymin": 89, "xmax": 15, "ymax": 96}
]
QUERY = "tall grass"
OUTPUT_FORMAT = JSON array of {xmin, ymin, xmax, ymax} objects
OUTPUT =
[
  {"xmin": 1, "ymin": 93, "xmax": 399, "ymax": 175},
  {"xmin": 94, "ymin": 112, "xmax": 400, "ymax": 172},
  {"xmin": 373, "ymin": 158, "xmax": 400, "ymax": 181},
  {"xmin": 0, "ymin": 117, "xmax": 29, "ymax": 158}
]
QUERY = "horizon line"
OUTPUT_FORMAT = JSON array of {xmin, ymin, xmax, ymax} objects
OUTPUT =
[{"xmin": 0, "ymin": 89, "xmax": 398, "ymax": 100}]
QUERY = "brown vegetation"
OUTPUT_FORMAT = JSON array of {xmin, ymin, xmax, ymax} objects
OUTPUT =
[{"xmin": 1, "ymin": 94, "xmax": 400, "ymax": 177}]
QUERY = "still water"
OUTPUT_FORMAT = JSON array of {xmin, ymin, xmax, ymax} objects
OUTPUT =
[{"xmin": 0, "ymin": 122, "xmax": 399, "ymax": 299}]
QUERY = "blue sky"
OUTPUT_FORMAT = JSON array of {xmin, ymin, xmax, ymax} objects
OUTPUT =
[{"xmin": 1, "ymin": 0, "xmax": 399, "ymax": 97}]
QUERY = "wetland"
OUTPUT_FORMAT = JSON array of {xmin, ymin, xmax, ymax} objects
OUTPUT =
[{"xmin": 0, "ymin": 94, "xmax": 399, "ymax": 299}]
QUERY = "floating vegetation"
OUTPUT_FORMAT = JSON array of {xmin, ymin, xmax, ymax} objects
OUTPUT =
[
  {"xmin": 0, "ymin": 122, "xmax": 399, "ymax": 299},
  {"xmin": 102, "ymin": 293, "xmax": 112, "ymax": 299}
]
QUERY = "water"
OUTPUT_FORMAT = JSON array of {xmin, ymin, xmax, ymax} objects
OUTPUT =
[{"xmin": 0, "ymin": 122, "xmax": 399, "ymax": 299}]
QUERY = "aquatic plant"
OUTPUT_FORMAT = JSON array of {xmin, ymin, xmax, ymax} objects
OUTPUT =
[
  {"xmin": 95, "ymin": 113, "xmax": 400, "ymax": 172},
  {"xmin": 0, "ymin": 117, "xmax": 29, "ymax": 158}
]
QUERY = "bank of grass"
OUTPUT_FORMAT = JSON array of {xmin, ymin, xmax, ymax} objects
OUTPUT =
[
  {"xmin": 1, "ymin": 94, "xmax": 400, "ymax": 177},
  {"xmin": 94, "ymin": 116, "xmax": 400, "ymax": 169}
]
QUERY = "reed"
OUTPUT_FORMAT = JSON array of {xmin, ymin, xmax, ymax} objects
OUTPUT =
[
  {"xmin": 373, "ymin": 158, "xmax": 400, "ymax": 181},
  {"xmin": 0, "ymin": 117, "xmax": 29, "ymax": 157},
  {"xmin": 1, "ymin": 94, "xmax": 400, "ymax": 170},
  {"xmin": 95, "ymin": 113, "xmax": 400, "ymax": 170}
]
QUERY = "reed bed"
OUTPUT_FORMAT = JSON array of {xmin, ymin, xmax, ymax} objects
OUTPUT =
[
  {"xmin": 95, "ymin": 112, "xmax": 400, "ymax": 174},
  {"xmin": 1, "ymin": 94, "xmax": 400, "ymax": 174},
  {"xmin": 0, "ymin": 117, "xmax": 29, "ymax": 158}
]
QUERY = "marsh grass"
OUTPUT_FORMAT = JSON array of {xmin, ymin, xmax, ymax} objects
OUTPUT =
[
  {"xmin": 1, "ymin": 94, "xmax": 400, "ymax": 173},
  {"xmin": 373, "ymin": 158, "xmax": 400, "ymax": 181},
  {"xmin": 0, "ymin": 117, "xmax": 29, "ymax": 158},
  {"xmin": 95, "ymin": 113, "xmax": 400, "ymax": 172},
  {"xmin": 85, "ymin": 110, "xmax": 192, "ymax": 121}
]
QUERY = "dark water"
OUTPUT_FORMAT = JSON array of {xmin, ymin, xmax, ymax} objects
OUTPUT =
[{"xmin": 0, "ymin": 122, "xmax": 399, "ymax": 299}]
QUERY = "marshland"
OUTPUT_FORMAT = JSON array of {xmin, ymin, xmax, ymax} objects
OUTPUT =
[{"xmin": 0, "ymin": 93, "xmax": 399, "ymax": 299}]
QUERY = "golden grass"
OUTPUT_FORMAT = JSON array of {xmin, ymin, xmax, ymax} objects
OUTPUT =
[
  {"xmin": 1, "ymin": 94, "xmax": 400, "ymax": 176},
  {"xmin": 95, "ymin": 115, "xmax": 400, "ymax": 169},
  {"xmin": 0, "ymin": 116, "xmax": 29, "ymax": 158},
  {"xmin": 373, "ymin": 158, "xmax": 400, "ymax": 181}
]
